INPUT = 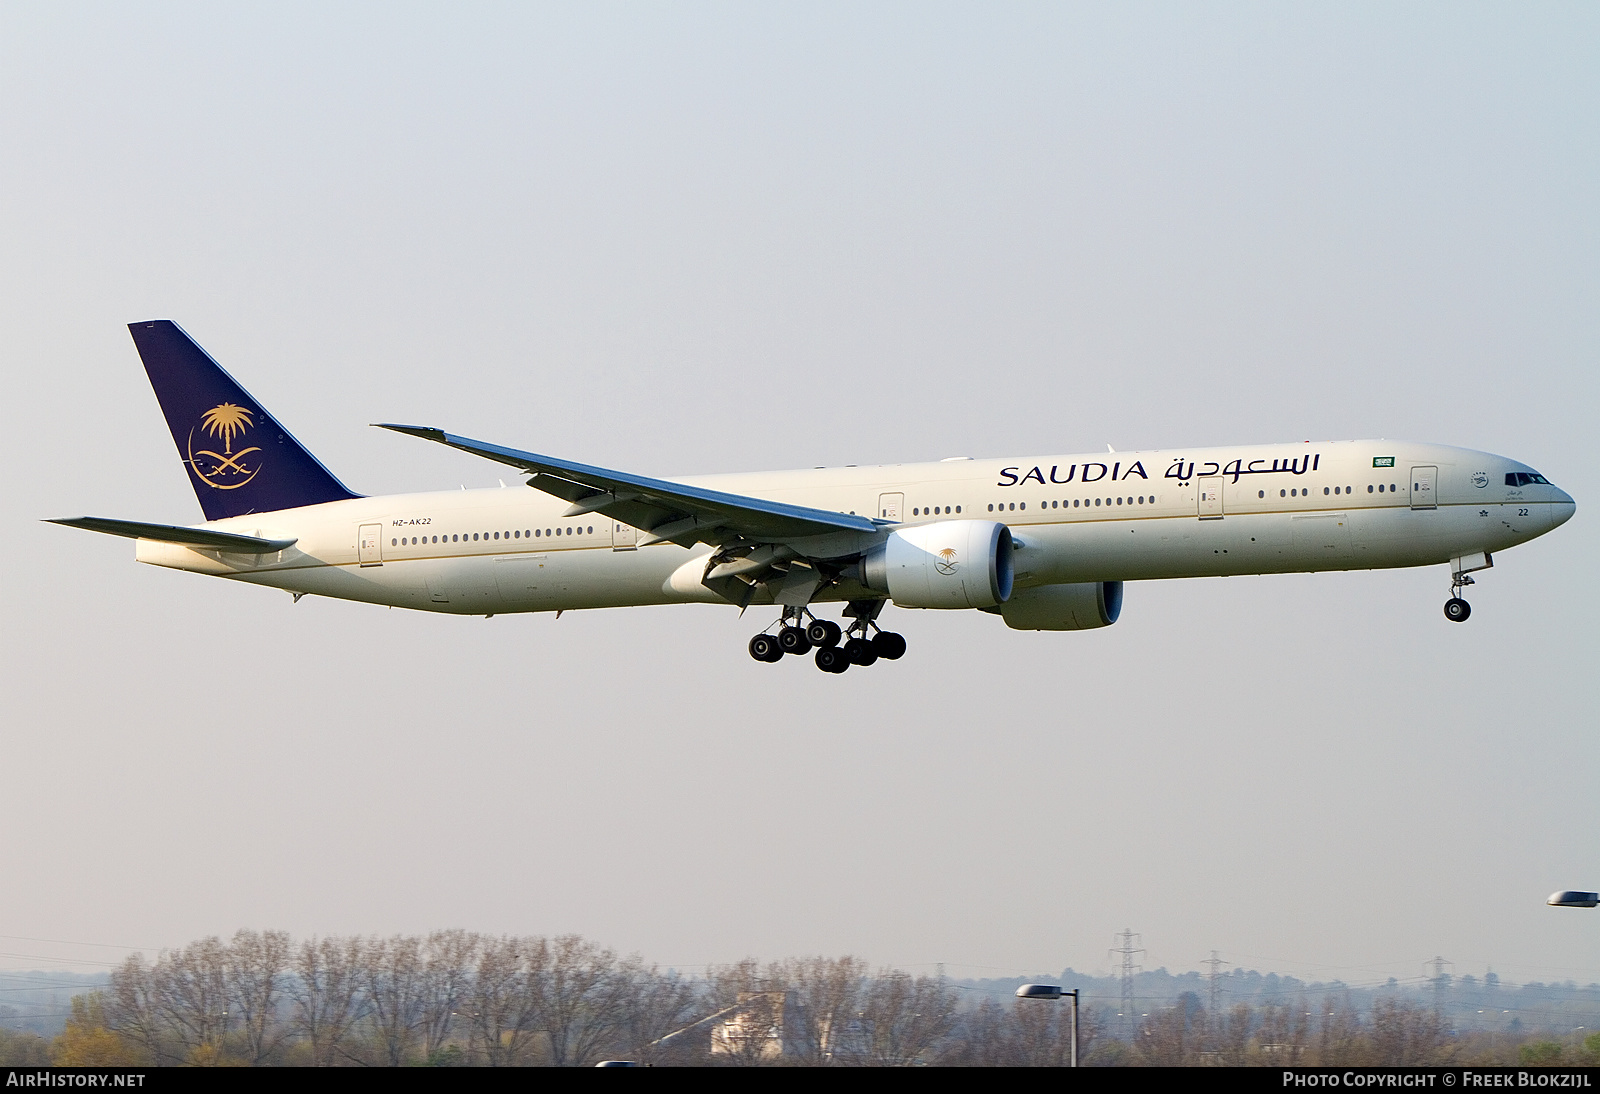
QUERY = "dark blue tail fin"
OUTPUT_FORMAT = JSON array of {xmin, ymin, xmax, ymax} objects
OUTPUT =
[{"xmin": 128, "ymin": 320, "xmax": 361, "ymax": 520}]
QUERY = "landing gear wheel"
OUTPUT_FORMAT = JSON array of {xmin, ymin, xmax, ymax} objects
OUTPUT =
[
  {"xmin": 748, "ymin": 634, "xmax": 783, "ymax": 662},
  {"xmin": 814, "ymin": 646, "xmax": 850, "ymax": 673},
  {"xmin": 806, "ymin": 619, "xmax": 842, "ymax": 648},
  {"xmin": 871, "ymin": 631, "xmax": 907, "ymax": 660},
  {"xmin": 843, "ymin": 637, "xmax": 878, "ymax": 666},
  {"xmin": 777, "ymin": 626, "xmax": 813, "ymax": 655},
  {"xmin": 1444, "ymin": 597, "xmax": 1471, "ymax": 623}
]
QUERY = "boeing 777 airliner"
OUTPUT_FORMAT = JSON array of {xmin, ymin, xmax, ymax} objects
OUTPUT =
[{"xmin": 50, "ymin": 322, "xmax": 1576, "ymax": 672}]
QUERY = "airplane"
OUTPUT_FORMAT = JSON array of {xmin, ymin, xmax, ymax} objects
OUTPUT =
[{"xmin": 49, "ymin": 321, "xmax": 1577, "ymax": 673}]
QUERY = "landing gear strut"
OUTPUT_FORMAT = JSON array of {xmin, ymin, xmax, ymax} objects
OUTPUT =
[
  {"xmin": 1444, "ymin": 573, "xmax": 1473, "ymax": 623},
  {"xmin": 746, "ymin": 602, "xmax": 906, "ymax": 672}
]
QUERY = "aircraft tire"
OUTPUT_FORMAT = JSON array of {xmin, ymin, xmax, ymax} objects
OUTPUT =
[
  {"xmin": 806, "ymin": 619, "xmax": 842, "ymax": 647},
  {"xmin": 777, "ymin": 626, "xmax": 812, "ymax": 655},
  {"xmin": 872, "ymin": 631, "xmax": 907, "ymax": 660},
  {"xmin": 843, "ymin": 637, "xmax": 878, "ymax": 666},
  {"xmin": 814, "ymin": 646, "xmax": 850, "ymax": 673},
  {"xmin": 749, "ymin": 634, "xmax": 783, "ymax": 662},
  {"xmin": 1444, "ymin": 597, "xmax": 1471, "ymax": 623}
]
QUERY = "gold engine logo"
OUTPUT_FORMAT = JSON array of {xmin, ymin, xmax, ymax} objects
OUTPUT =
[
  {"xmin": 187, "ymin": 403, "xmax": 262, "ymax": 490},
  {"xmin": 935, "ymin": 547, "xmax": 960, "ymax": 575}
]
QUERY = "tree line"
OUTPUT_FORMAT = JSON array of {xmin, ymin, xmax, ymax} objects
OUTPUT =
[{"xmin": 2, "ymin": 930, "xmax": 1597, "ymax": 1066}]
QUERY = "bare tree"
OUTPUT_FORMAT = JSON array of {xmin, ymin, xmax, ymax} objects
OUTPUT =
[
  {"xmin": 153, "ymin": 938, "xmax": 230, "ymax": 1063},
  {"xmin": 1370, "ymin": 997, "xmax": 1449, "ymax": 1066},
  {"xmin": 856, "ymin": 971, "xmax": 959, "ymax": 1066},
  {"xmin": 538, "ymin": 935, "xmax": 632, "ymax": 1066},
  {"xmin": 1137, "ymin": 998, "xmax": 1198, "ymax": 1066},
  {"xmin": 705, "ymin": 960, "xmax": 787, "ymax": 1066},
  {"xmin": 466, "ymin": 935, "xmax": 544, "ymax": 1066},
  {"xmin": 362, "ymin": 935, "xmax": 427, "ymax": 1066},
  {"xmin": 418, "ymin": 930, "xmax": 478, "ymax": 1062},
  {"xmin": 1312, "ymin": 993, "xmax": 1366, "ymax": 1066},
  {"xmin": 105, "ymin": 954, "xmax": 175, "ymax": 1065},
  {"xmin": 225, "ymin": 929, "xmax": 291, "ymax": 1065},
  {"xmin": 613, "ymin": 957, "xmax": 705, "ymax": 1066},
  {"xmin": 289, "ymin": 936, "xmax": 367, "ymax": 1067},
  {"xmin": 778, "ymin": 956, "xmax": 867, "ymax": 1064}
]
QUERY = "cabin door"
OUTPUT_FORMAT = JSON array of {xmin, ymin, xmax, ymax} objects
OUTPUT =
[
  {"xmin": 612, "ymin": 520, "xmax": 637, "ymax": 550},
  {"xmin": 358, "ymin": 524, "xmax": 384, "ymax": 566},
  {"xmin": 878, "ymin": 493, "xmax": 904, "ymax": 522},
  {"xmin": 1410, "ymin": 466, "xmax": 1438, "ymax": 510},
  {"xmin": 1197, "ymin": 477, "xmax": 1224, "ymax": 520}
]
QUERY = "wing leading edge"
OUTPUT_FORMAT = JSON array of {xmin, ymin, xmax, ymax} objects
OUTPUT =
[{"xmin": 375, "ymin": 424, "xmax": 882, "ymax": 548}]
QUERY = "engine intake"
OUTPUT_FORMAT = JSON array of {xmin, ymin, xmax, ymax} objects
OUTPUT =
[{"xmin": 861, "ymin": 520, "xmax": 1014, "ymax": 609}]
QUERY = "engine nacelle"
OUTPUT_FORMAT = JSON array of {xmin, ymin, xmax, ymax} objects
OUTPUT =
[
  {"xmin": 862, "ymin": 520, "xmax": 1014, "ymax": 609},
  {"xmin": 996, "ymin": 581, "xmax": 1123, "ymax": 630}
]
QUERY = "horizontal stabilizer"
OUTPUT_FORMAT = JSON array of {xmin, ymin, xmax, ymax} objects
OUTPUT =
[{"xmin": 47, "ymin": 517, "xmax": 297, "ymax": 552}]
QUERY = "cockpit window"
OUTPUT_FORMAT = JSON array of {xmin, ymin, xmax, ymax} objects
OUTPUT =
[{"xmin": 1505, "ymin": 472, "xmax": 1552, "ymax": 487}]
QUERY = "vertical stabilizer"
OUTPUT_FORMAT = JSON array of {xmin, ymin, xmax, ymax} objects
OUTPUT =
[{"xmin": 128, "ymin": 320, "xmax": 361, "ymax": 520}]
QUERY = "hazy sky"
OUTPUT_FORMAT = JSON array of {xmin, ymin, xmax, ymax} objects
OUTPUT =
[{"xmin": 2, "ymin": 3, "xmax": 1596, "ymax": 990}]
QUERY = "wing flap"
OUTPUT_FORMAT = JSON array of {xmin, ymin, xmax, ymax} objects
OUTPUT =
[{"xmin": 47, "ymin": 517, "xmax": 297, "ymax": 552}]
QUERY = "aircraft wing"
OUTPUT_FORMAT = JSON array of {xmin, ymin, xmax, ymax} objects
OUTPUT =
[
  {"xmin": 375, "ymin": 424, "xmax": 882, "ymax": 548},
  {"xmin": 47, "ymin": 516, "xmax": 297, "ymax": 552}
]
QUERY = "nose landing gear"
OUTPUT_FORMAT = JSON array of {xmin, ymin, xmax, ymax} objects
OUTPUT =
[
  {"xmin": 1444, "ymin": 571, "xmax": 1474, "ymax": 623},
  {"xmin": 747, "ymin": 602, "xmax": 905, "ymax": 672}
]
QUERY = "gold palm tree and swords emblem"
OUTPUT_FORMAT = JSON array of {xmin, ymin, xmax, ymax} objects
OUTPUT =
[{"xmin": 186, "ymin": 403, "xmax": 263, "ymax": 489}]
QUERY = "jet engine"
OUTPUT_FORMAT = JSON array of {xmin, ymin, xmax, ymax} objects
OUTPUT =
[
  {"xmin": 860, "ymin": 520, "xmax": 1014, "ymax": 609},
  {"xmin": 995, "ymin": 581, "xmax": 1123, "ymax": 630}
]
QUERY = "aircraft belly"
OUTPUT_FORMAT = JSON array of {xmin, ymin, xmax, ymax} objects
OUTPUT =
[{"xmin": 490, "ymin": 547, "xmax": 694, "ymax": 612}]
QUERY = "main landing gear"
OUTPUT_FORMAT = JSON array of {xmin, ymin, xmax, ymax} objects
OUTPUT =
[
  {"xmin": 748, "ymin": 605, "xmax": 906, "ymax": 673},
  {"xmin": 1444, "ymin": 573, "xmax": 1473, "ymax": 623}
]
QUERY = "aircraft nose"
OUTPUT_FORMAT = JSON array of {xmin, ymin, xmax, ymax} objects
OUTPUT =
[{"xmin": 1552, "ymin": 488, "xmax": 1576, "ymax": 528}]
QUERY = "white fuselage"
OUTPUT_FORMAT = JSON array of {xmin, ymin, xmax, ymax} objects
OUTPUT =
[{"xmin": 134, "ymin": 439, "xmax": 1575, "ymax": 616}]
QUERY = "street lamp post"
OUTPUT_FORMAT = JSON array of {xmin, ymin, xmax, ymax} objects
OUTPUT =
[
  {"xmin": 1015, "ymin": 983, "xmax": 1078, "ymax": 1067},
  {"xmin": 1548, "ymin": 891, "xmax": 1599, "ymax": 908}
]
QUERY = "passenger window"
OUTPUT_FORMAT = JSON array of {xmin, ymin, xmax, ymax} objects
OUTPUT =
[{"xmin": 1324, "ymin": 487, "xmax": 1330, "ymax": 495}]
